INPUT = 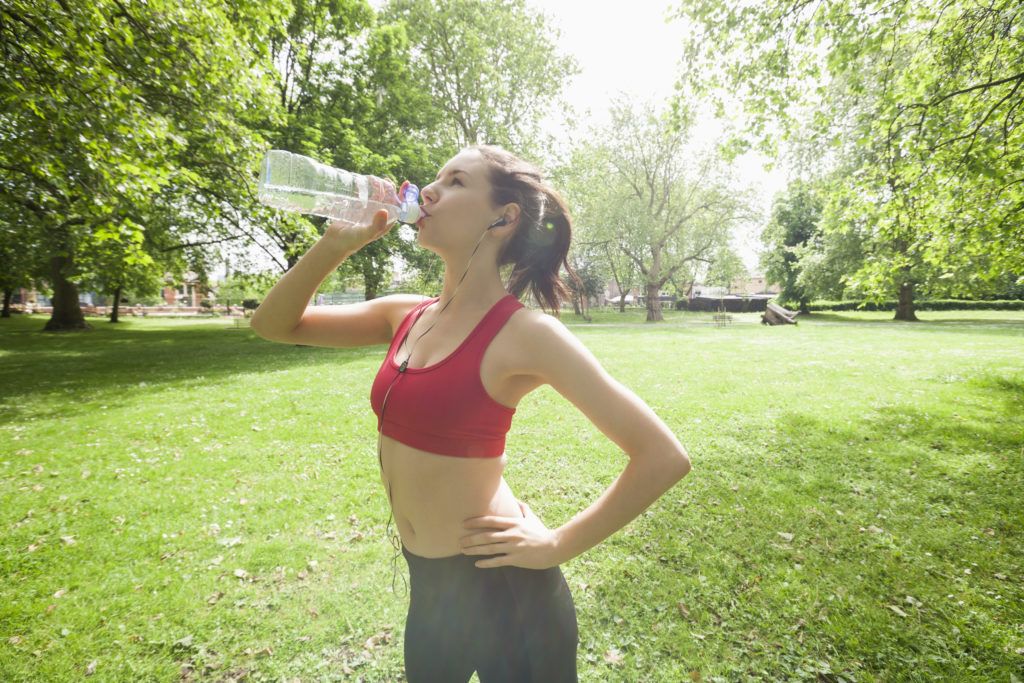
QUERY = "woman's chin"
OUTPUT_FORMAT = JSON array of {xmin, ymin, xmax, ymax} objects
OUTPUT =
[{"xmin": 414, "ymin": 231, "xmax": 440, "ymax": 254}]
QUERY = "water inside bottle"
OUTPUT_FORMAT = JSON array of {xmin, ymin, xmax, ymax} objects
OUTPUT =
[
  {"xmin": 258, "ymin": 184, "xmax": 403, "ymax": 225},
  {"xmin": 257, "ymin": 150, "xmax": 416, "ymax": 224}
]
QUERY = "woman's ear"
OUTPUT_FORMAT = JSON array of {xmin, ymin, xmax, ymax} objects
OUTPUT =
[{"xmin": 489, "ymin": 204, "xmax": 521, "ymax": 237}]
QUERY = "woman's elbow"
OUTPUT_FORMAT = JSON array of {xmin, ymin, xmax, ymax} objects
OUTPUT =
[
  {"xmin": 670, "ymin": 447, "xmax": 692, "ymax": 482},
  {"xmin": 248, "ymin": 310, "xmax": 271, "ymax": 340},
  {"xmin": 637, "ymin": 444, "xmax": 691, "ymax": 486},
  {"xmin": 248, "ymin": 310, "xmax": 287, "ymax": 343}
]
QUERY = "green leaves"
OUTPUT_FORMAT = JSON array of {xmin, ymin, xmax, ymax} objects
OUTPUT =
[
  {"xmin": 675, "ymin": 0, "xmax": 1024, "ymax": 311},
  {"xmin": 385, "ymin": 0, "xmax": 577, "ymax": 152},
  {"xmin": 562, "ymin": 100, "xmax": 753, "ymax": 320},
  {"xmin": 1, "ymin": 0, "xmax": 292, "ymax": 325}
]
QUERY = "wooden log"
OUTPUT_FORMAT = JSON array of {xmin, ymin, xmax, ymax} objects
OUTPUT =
[{"xmin": 762, "ymin": 301, "xmax": 799, "ymax": 325}]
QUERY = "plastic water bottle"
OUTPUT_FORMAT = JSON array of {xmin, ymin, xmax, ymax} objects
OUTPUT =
[{"xmin": 257, "ymin": 150, "xmax": 420, "ymax": 226}]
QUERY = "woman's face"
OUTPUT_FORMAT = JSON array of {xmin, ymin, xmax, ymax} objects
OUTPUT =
[{"xmin": 417, "ymin": 149, "xmax": 499, "ymax": 253}]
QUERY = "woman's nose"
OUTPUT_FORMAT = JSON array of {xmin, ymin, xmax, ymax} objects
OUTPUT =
[{"xmin": 420, "ymin": 182, "xmax": 437, "ymax": 204}]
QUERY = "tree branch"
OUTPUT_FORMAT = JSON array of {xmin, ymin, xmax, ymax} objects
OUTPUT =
[{"xmin": 912, "ymin": 70, "xmax": 1024, "ymax": 111}]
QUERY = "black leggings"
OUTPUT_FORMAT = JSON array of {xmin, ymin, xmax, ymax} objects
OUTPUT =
[{"xmin": 402, "ymin": 546, "xmax": 578, "ymax": 682}]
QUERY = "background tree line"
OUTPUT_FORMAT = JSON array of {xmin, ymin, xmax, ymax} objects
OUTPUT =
[
  {"xmin": 0, "ymin": 0, "xmax": 581, "ymax": 329},
  {"xmin": 676, "ymin": 0, "xmax": 1023, "ymax": 320},
  {"xmin": 8, "ymin": 0, "xmax": 1014, "ymax": 331}
]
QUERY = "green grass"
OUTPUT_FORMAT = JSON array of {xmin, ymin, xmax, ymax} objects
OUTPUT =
[{"xmin": 1, "ymin": 311, "xmax": 1022, "ymax": 681}]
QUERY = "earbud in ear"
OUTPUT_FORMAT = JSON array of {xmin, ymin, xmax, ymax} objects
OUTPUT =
[{"xmin": 487, "ymin": 217, "xmax": 507, "ymax": 229}]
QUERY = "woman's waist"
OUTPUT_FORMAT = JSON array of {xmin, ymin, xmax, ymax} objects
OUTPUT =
[{"xmin": 381, "ymin": 438, "xmax": 520, "ymax": 557}]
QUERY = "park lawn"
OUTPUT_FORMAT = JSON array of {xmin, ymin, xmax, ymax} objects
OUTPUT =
[{"xmin": 1, "ymin": 312, "xmax": 1021, "ymax": 682}]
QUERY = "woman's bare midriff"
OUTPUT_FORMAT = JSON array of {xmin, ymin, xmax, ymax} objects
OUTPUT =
[{"xmin": 379, "ymin": 435, "xmax": 522, "ymax": 558}]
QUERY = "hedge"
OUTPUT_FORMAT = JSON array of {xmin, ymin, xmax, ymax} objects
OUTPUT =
[{"xmin": 806, "ymin": 299, "xmax": 1024, "ymax": 312}]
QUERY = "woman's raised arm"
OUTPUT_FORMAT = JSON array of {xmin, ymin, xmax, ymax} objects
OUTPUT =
[{"xmin": 250, "ymin": 209, "xmax": 416, "ymax": 348}]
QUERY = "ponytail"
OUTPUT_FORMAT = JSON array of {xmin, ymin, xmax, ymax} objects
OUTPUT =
[{"xmin": 470, "ymin": 145, "xmax": 580, "ymax": 315}]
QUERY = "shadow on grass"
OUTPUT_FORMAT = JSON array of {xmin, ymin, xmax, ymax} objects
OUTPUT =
[
  {"xmin": 0, "ymin": 316, "xmax": 383, "ymax": 422},
  {"xmin": 769, "ymin": 371, "xmax": 1022, "ymax": 488},
  {"xmin": 617, "ymin": 370, "xmax": 1023, "ymax": 679},
  {"xmin": 695, "ymin": 374, "xmax": 1024, "ymax": 678}
]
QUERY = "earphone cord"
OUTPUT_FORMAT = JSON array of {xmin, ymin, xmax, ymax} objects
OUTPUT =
[
  {"xmin": 376, "ymin": 225, "xmax": 492, "ymax": 594},
  {"xmin": 395, "ymin": 228, "xmax": 490, "ymax": 362}
]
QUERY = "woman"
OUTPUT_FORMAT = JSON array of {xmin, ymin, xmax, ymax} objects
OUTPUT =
[{"xmin": 250, "ymin": 146, "xmax": 691, "ymax": 682}]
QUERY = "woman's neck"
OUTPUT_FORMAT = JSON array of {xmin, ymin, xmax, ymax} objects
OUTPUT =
[{"xmin": 437, "ymin": 254, "xmax": 507, "ymax": 312}]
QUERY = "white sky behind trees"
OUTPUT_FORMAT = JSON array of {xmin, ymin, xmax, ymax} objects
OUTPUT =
[{"xmin": 534, "ymin": 0, "xmax": 787, "ymax": 270}]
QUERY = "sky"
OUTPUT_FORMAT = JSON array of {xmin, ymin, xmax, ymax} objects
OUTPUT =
[
  {"xmin": 534, "ymin": 0, "xmax": 683, "ymax": 127},
  {"xmin": 530, "ymin": 0, "xmax": 788, "ymax": 271}
]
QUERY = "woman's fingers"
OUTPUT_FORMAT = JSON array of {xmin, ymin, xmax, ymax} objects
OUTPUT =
[
  {"xmin": 463, "ymin": 515, "xmax": 518, "ymax": 530},
  {"xmin": 324, "ymin": 209, "xmax": 393, "ymax": 249},
  {"xmin": 461, "ymin": 528, "xmax": 510, "ymax": 549},
  {"xmin": 371, "ymin": 208, "xmax": 393, "ymax": 237},
  {"xmin": 462, "ymin": 538, "xmax": 509, "ymax": 554}
]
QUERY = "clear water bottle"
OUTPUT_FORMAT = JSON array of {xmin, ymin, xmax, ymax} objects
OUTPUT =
[{"xmin": 257, "ymin": 150, "xmax": 420, "ymax": 226}]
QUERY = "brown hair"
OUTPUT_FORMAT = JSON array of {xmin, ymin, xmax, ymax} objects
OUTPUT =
[{"xmin": 470, "ymin": 145, "xmax": 580, "ymax": 315}]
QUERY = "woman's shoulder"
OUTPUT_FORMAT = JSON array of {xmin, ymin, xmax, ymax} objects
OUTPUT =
[
  {"xmin": 504, "ymin": 305, "xmax": 580, "ymax": 355},
  {"xmin": 496, "ymin": 305, "xmax": 602, "ymax": 386},
  {"xmin": 356, "ymin": 293, "xmax": 433, "ymax": 338},
  {"xmin": 381, "ymin": 293, "xmax": 435, "ymax": 312}
]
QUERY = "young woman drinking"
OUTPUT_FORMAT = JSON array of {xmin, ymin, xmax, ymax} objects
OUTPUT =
[{"xmin": 250, "ymin": 145, "xmax": 691, "ymax": 682}]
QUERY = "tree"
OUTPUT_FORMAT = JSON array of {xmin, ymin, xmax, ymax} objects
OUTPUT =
[
  {"xmin": 385, "ymin": 0, "xmax": 578, "ymax": 152},
  {"xmin": 0, "ymin": 0, "xmax": 285, "ymax": 330},
  {"xmin": 556, "ymin": 150, "xmax": 641, "ymax": 313},
  {"xmin": 323, "ymin": 16, "xmax": 448, "ymax": 299},
  {"xmin": 79, "ymin": 219, "xmax": 163, "ymax": 323},
  {"xmin": 761, "ymin": 180, "xmax": 824, "ymax": 313},
  {"xmin": 793, "ymin": 222, "xmax": 869, "ymax": 303},
  {"xmin": 675, "ymin": 0, "xmax": 1024, "ymax": 320},
  {"xmin": 564, "ymin": 101, "xmax": 754, "ymax": 321},
  {"xmin": 564, "ymin": 242, "xmax": 607, "ymax": 320},
  {"xmin": 251, "ymin": 2, "xmax": 447, "ymax": 298},
  {"xmin": 704, "ymin": 246, "xmax": 746, "ymax": 291},
  {"xmin": 0, "ymin": 205, "xmax": 41, "ymax": 318},
  {"xmin": 264, "ymin": 0, "xmax": 577, "ymax": 298},
  {"xmin": 256, "ymin": 0, "xmax": 375, "ymax": 274}
]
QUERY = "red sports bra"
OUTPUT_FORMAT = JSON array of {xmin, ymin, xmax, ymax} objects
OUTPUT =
[{"xmin": 370, "ymin": 295, "xmax": 524, "ymax": 458}]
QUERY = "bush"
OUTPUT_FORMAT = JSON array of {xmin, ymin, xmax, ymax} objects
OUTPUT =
[{"xmin": 242, "ymin": 298, "xmax": 260, "ymax": 310}]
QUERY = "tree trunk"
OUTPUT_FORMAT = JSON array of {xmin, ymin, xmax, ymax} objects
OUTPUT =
[
  {"xmin": 44, "ymin": 254, "xmax": 90, "ymax": 331},
  {"xmin": 573, "ymin": 294, "xmax": 590, "ymax": 320},
  {"xmin": 110, "ymin": 284, "xmax": 122, "ymax": 323},
  {"xmin": 2, "ymin": 289, "xmax": 11, "ymax": 318},
  {"xmin": 645, "ymin": 246, "xmax": 663, "ymax": 322},
  {"xmin": 606, "ymin": 251, "xmax": 627, "ymax": 313},
  {"xmin": 894, "ymin": 279, "xmax": 918, "ymax": 321},
  {"xmin": 645, "ymin": 281, "xmax": 663, "ymax": 322},
  {"xmin": 285, "ymin": 229, "xmax": 303, "ymax": 271}
]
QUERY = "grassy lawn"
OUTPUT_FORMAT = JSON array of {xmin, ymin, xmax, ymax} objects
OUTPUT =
[{"xmin": 1, "ymin": 311, "xmax": 1022, "ymax": 681}]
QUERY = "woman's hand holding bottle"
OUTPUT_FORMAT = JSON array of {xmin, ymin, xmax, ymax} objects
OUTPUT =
[{"xmin": 323, "ymin": 180, "xmax": 415, "ymax": 253}]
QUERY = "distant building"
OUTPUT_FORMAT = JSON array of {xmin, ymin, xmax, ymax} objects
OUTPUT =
[
  {"xmin": 685, "ymin": 274, "xmax": 780, "ymax": 313},
  {"xmin": 162, "ymin": 272, "xmax": 209, "ymax": 306},
  {"xmin": 729, "ymin": 275, "xmax": 780, "ymax": 296},
  {"xmin": 597, "ymin": 275, "xmax": 780, "ymax": 310}
]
